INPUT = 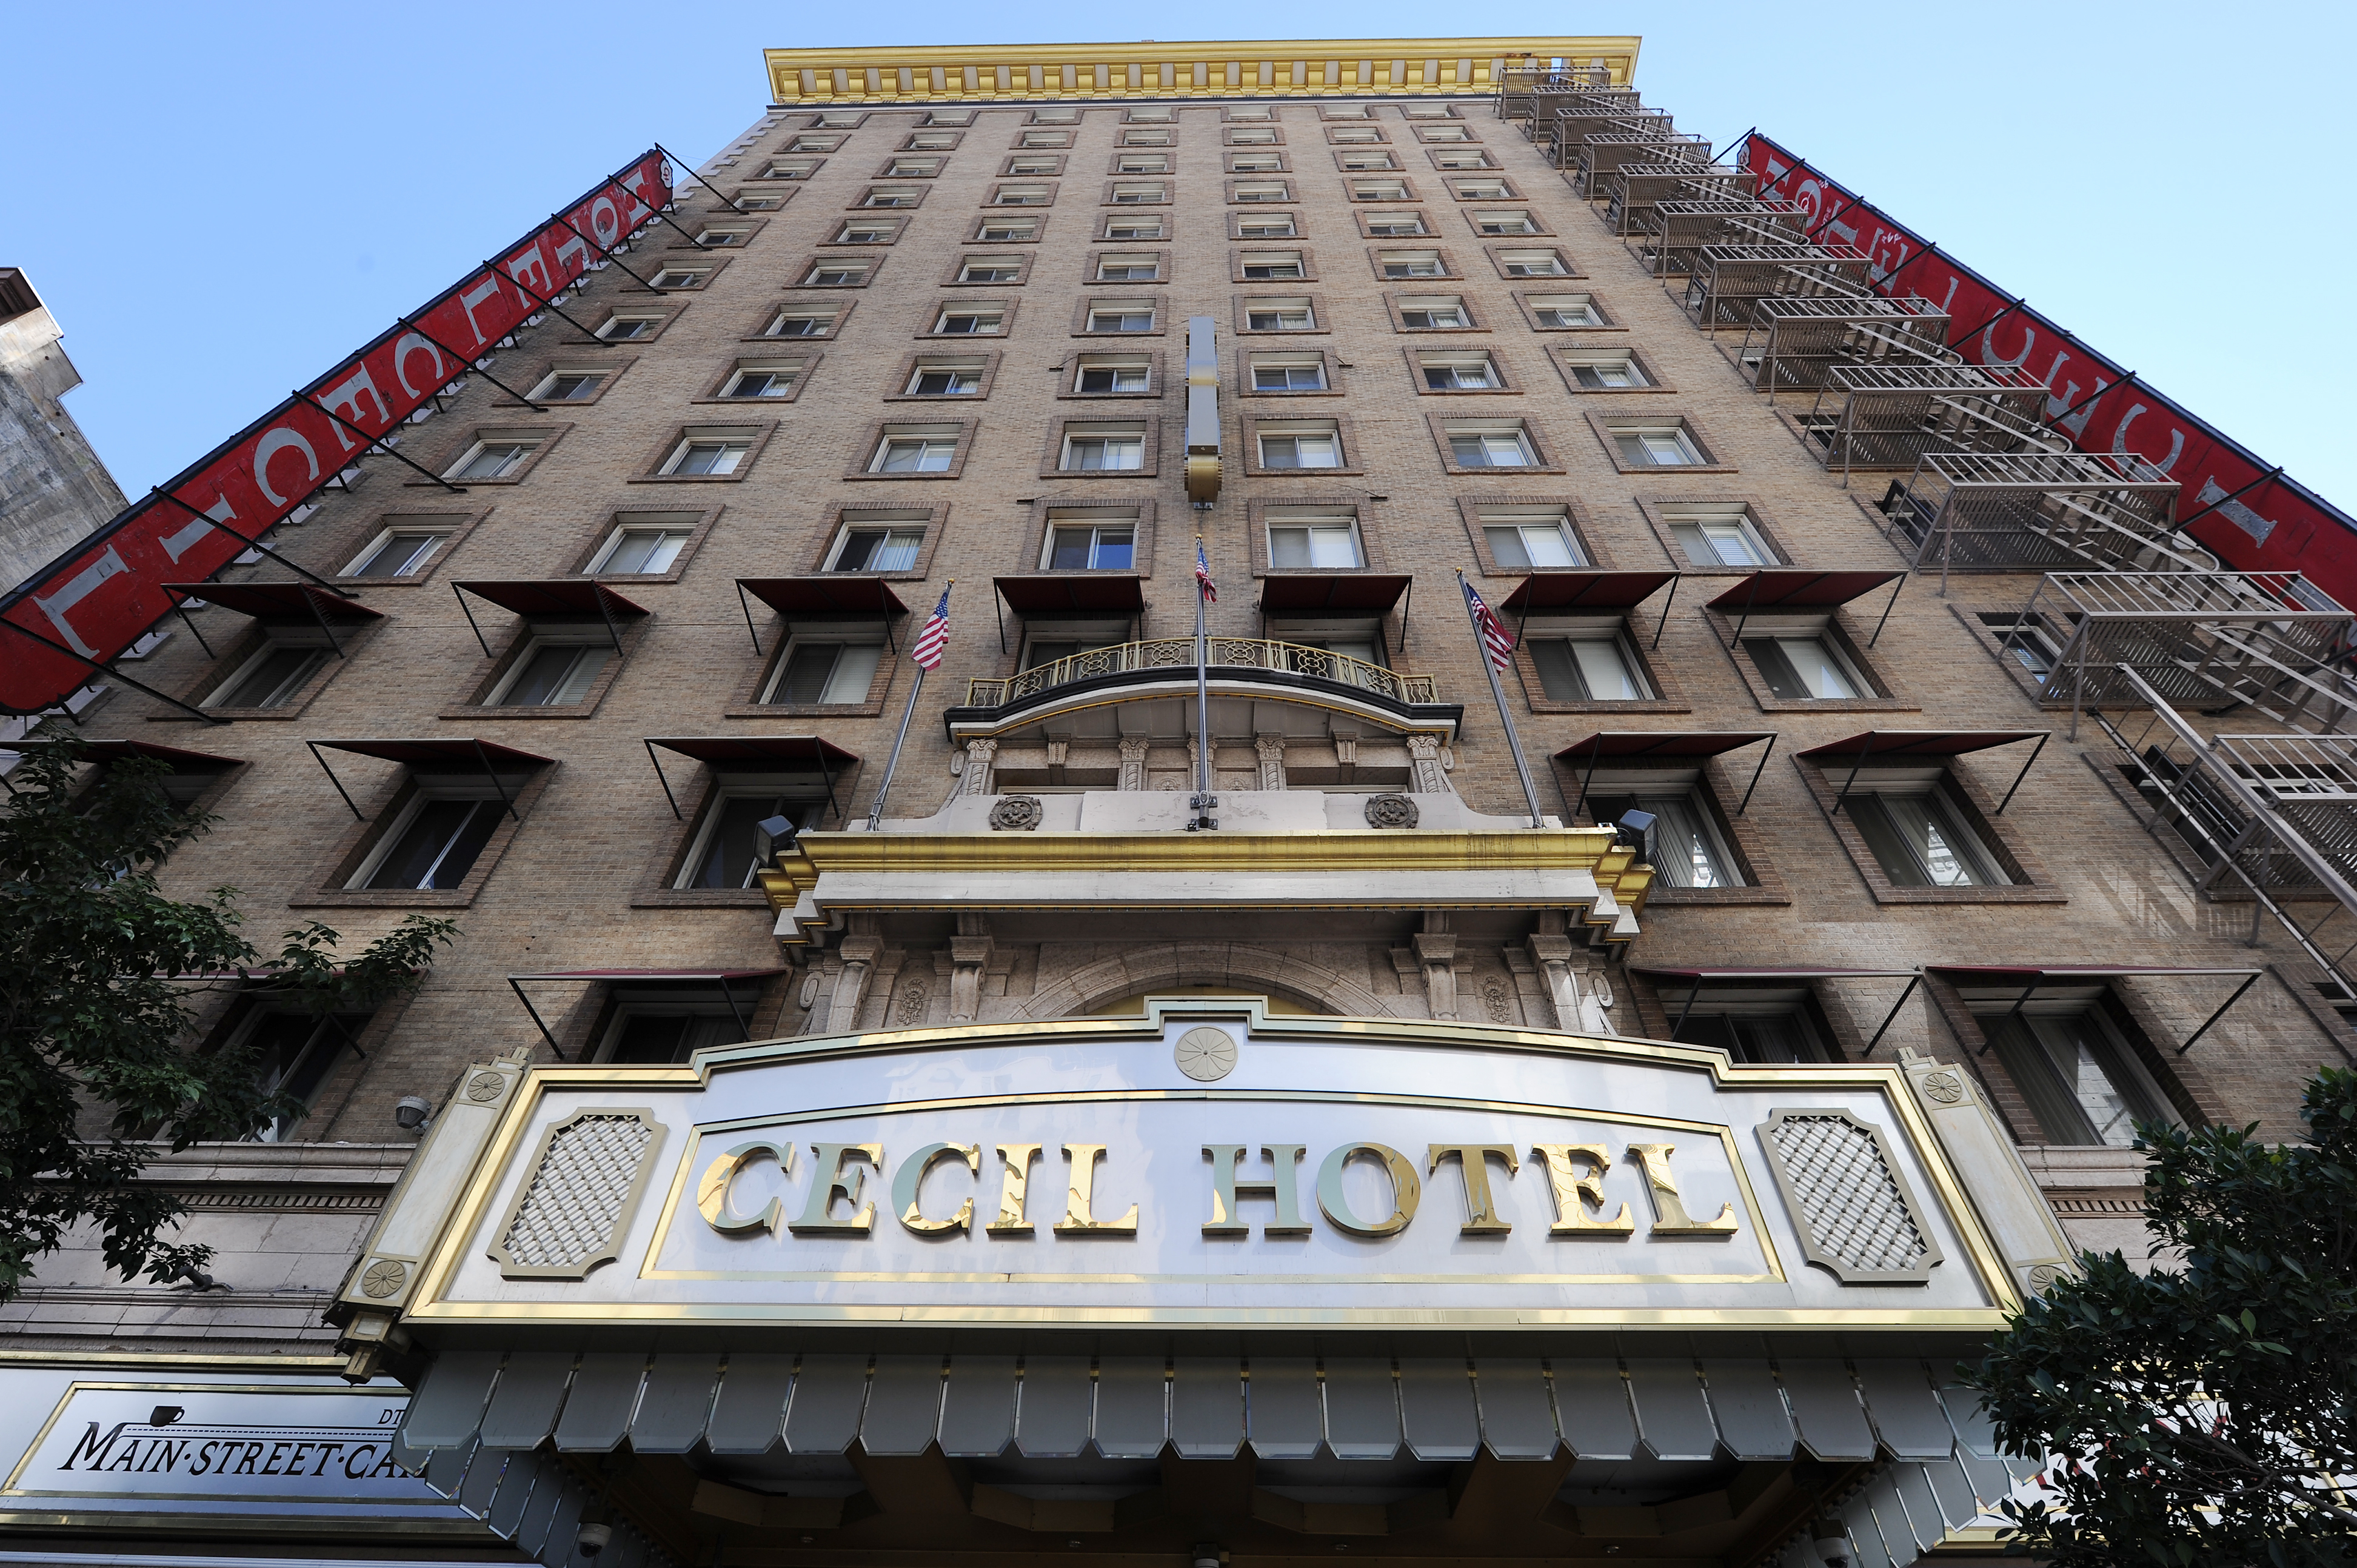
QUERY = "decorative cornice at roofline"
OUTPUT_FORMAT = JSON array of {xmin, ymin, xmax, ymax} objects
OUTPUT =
[{"xmin": 762, "ymin": 37, "xmax": 1640, "ymax": 105}]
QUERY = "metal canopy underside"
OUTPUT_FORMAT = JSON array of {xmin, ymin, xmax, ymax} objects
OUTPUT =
[
  {"xmin": 1500, "ymin": 570, "xmax": 1674, "ymax": 612},
  {"xmin": 162, "ymin": 581, "xmax": 382, "ymax": 620},
  {"xmin": 1879, "ymin": 450, "xmax": 2198, "ymax": 579},
  {"xmin": 739, "ymin": 577, "xmax": 910, "ymax": 618},
  {"xmin": 997, "ymin": 573, "xmax": 1148, "ymax": 615}
]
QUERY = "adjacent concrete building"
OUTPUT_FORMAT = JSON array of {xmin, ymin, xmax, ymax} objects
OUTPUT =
[
  {"xmin": 3, "ymin": 36, "xmax": 2349, "ymax": 1568},
  {"xmin": 0, "ymin": 268, "xmax": 127, "ymax": 593}
]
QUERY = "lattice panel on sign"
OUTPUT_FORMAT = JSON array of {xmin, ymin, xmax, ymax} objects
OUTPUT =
[
  {"xmin": 1763, "ymin": 1112, "xmax": 1937, "ymax": 1283},
  {"xmin": 493, "ymin": 1112, "xmax": 660, "ymax": 1278}
]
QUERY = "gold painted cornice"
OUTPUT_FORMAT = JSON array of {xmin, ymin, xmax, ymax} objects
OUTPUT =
[
  {"xmin": 763, "ymin": 37, "xmax": 1639, "ymax": 104},
  {"xmin": 758, "ymin": 827, "xmax": 1650, "ymax": 916}
]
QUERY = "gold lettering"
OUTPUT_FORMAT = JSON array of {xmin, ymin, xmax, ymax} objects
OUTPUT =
[
  {"xmin": 1202, "ymin": 1144, "xmax": 1309, "ymax": 1236},
  {"xmin": 1530, "ymin": 1143, "xmax": 1633, "ymax": 1236},
  {"xmin": 986, "ymin": 1143, "xmax": 1043, "ymax": 1236},
  {"xmin": 1427, "ymin": 1144, "xmax": 1519, "ymax": 1234},
  {"xmin": 786, "ymin": 1143, "xmax": 883, "ymax": 1235},
  {"xmin": 1626, "ymin": 1143, "xmax": 1739, "ymax": 1236},
  {"xmin": 894, "ymin": 1142, "xmax": 980, "ymax": 1235},
  {"xmin": 695, "ymin": 1139, "xmax": 795, "ymax": 1235},
  {"xmin": 1315, "ymin": 1141, "xmax": 1421, "ymax": 1237},
  {"xmin": 1055, "ymin": 1143, "xmax": 1138, "ymax": 1235}
]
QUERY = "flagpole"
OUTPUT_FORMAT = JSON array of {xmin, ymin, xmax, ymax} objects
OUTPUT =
[
  {"xmin": 1457, "ymin": 569, "xmax": 1547, "ymax": 830},
  {"xmin": 868, "ymin": 579, "xmax": 950, "ymax": 831},
  {"xmin": 1191, "ymin": 535, "xmax": 1215, "ymax": 830}
]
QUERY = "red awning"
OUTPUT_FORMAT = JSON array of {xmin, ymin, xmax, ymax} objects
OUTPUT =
[
  {"xmin": 646, "ymin": 736, "xmax": 860, "ymax": 770},
  {"xmin": 508, "ymin": 968, "xmax": 786, "ymax": 983},
  {"xmin": 453, "ymin": 580, "xmax": 648, "ymax": 617},
  {"xmin": 1500, "ymin": 571, "xmax": 1676, "ymax": 613},
  {"xmin": 1797, "ymin": 730, "xmax": 2044, "ymax": 761},
  {"xmin": 739, "ymin": 578, "xmax": 909, "ymax": 618},
  {"xmin": 1555, "ymin": 731, "xmax": 1773, "ymax": 761},
  {"xmin": 1260, "ymin": 574, "xmax": 1413, "ymax": 613},
  {"xmin": 311, "ymin": 738, "xmax": 553, "ymax": 768},
  {"xmin": 1635, "ymin": 965, "xmax": 1917, "ymax": 981},
  {"xmin": 1703, "ymin": 570, "xmax": 1904, "ymax": 612},
  {"xmin": 69, "ymin": 740, "xmax": 244, "ymax": 770},
  {"xmin": 164, "ymin": 582, "xmax": 382, "ymax": 621},
  {"xmin": 1928, "ymin": 965, "xmax": 2260, "ymax": 984},
  {"xmin": 995, "ymin": 574, "xmax": 1146, "ymax": 614}
]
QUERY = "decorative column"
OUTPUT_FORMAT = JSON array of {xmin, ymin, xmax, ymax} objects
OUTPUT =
[
  {"xmin": 1526, "ymin": 929, "xmax": 1582, "ymax": 1032},
  {"xmin": 1118, "ymin": 736, "xmax": 1150, "ymax": 791},
  {"xmin": 1406, "ymin": 733, "xmax": 1451, "ymax": 793},
  {"xmin": 1414, "ymin": 913, "xmax": 1458, "ymax": 1021},
  {"xmin": 948, "ymin": 913, "xmax": 993, "ymax": 1023},
  {"xmin": 1254, "ymin": 733, "xmax": 1287, "ymax": 790},
  {"xmin": 829, "ymin": 935, "xmax": 883, "ymax": 1033},
  {"xmin": 959, "ymin": 738, "xmax": 1000, "ymax": 796}
]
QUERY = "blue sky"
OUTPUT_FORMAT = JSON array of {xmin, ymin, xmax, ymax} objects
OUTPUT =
[{"xmin": 6, "ymin": 2, "xmax": 2352, "ymax": 509}]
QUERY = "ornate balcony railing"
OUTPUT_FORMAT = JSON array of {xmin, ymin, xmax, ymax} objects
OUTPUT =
[{"xmin": 965, "ymin": 637, "xmax": 1438, "ymax": 709}]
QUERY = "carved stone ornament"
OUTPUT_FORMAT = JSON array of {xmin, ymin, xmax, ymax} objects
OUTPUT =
[
  {"xmin": 1364, "ymin": 794, "xmax": 1420, "ymax": 829},
  {"xmin": 1920, "ymin": 1070, "xmax": 1966, "ymax": 1104},
  {"xmin": 359, "ymin": 1258, "xmax": 408, "ymax": 1298},
  {"xmin": 988, "ymin": 795, "xmax": 1045, "ymax": 831},
  {"xmin": 1174, "ymin": 1026, "xmax": 1239, "ymax": 1082},
  {"xmin": 465, "ymin": 1071, "xmax": 506, "ymax": 1103}
]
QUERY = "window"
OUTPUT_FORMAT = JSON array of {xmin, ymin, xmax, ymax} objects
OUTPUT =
[
  {"xmin": 834, "ymin": 221, "xmax": 897, "ymax": 243},
  {"xmin": 993, "ymin": 185, "xmax": 1052, "ymax": 205},
  {"xmin": 1018, "ymin": 132, "xmax": 1071, "ymax": 148},
  {"xmin": 1984, "ymin": 1010, "xmax": 2167, "ymax": 1147},
  {"xmin": 586, "ymin": 523, "xmax": 690, "ymax": 574},
  {"xmin": 1103, "ymin": 218, "xmax": 1163, "ymax": 240},
  {"xmin": 492, "ymin": 637, "xmax": 612, "ymax": 707},
  {"xmin": 1073, "ymin": 357, "xmax": 1151, "ymax": 393},
  {"xmin": 1225, "ymin": 106, "xmax": 1273, "ymax": 121},
  {"xmin": 230, "ymin": 1005, "xmax": 376, "ymax": 1141},
  {"xmin": 530, "ymin": 369, "xmax": 606, "ymax": 401},
  {"xmin": 977, "ymin": 219, "xmax": 1041, "ymax": 241},
  {"xmin": 884, "ymin": 159, "xmax": 941, "ymax": 177},
  {"xmin": 1666, "ymin": 507, "xmax": 1776, "ymax": 567},
  {"xmin": 1257, "ymin": 425, "xmax": 1343, "ymax": 470},
  {"xmin": 763, "ymin": 159, "xmax": 820, "ymax": 179},
  {"xmin": 353, "ymin": 795, "xmax": 504, "ymax": 890},
  {"xmin": 860, "ymin": 187, "xmax": 920, "ymax": 208},
  {"xmin": 342, "ymin": 527, "xmax": 449, "ymax": 579},
  {"xmin": 1060, "ymin": 425, "xmax": 1146, "ymax": 471},
  {"xmin": 719, "ymin": 364, "xmax": 800, "ymax": 399},
  {"xmin": 1005, "ymin": 157, "xmax": 1060, "ymax": 176},
  {"xmin": 1482, "ymin": 512, "xmax": 1585, "ymax": 569},
  {"xmin": 1529, "ymin": 636, "xmax": 1651, "ymax": 701},
  {"xmin": 905, "ymin": 361, "xmax": 984, "ymax": 396},
  {"xmin": 1496, "ymin": 249, "xmax": 1569, "ymax": 276},
  {"xmin": 801, "ymin": 259, "xmax": 871, "ymax": 286},
  {"xmin": 1451, "ymin": 179, "xmax": 1511, "ymax": 199},
  {"xmin": 1980, "ymin": 613, "xmax": 2064, "ymax": 683},
  {"xmin": 207, "ymin": 642, "xmax": 330, "ymax": 709},
  {"xmin": 1401, "ymin": 104, "xmax": 1459, "ymax": 119},
  {"xmin": 826, "ymin": 523, "xmax": 925, "ymax": 572},
  {"xmin": 1447, "ymin": 425, "xmax": 1537, "ymax": 468},
  {"xmin": 1420, "ymin": 353, "xmax": 1499, "ymax": 390},
  {"xmin": 869, "ymin": 432, "xmax": 958, "ymax": 473},
  {"xmin": 1120, "ymin": 130, "xmax": 1172, "ymax": 147},
  {"xmin": 1227, "ymin": 127, "xmax": 1278, "ymax": 145},
  {"xmin": 1245, "ymin": 298, "xmax": 1316, "ymax": 332},
  {"xmin": 1527, "ymin": 293, "xmax": 1605, "ymax": 327},
  {"xmin": 1659, "ymin": 993, "xmax": 1819, "ymax": 1058},
  {"xmin": 661, "ymin": 435, "xmax": 751, "ymax": 476},
  {"xmin": 446, "ymin": 438, "xmax": 539, "ymax": 481},
  {"xmin": 1847, "ymin": 783, "xmax": 2010, "ymax": 887},
  {"xmin": 1378, "ymin": 249, "xmax": 1445, "ymax": 278},
  {"xmin": 1564, "ymin": 351, "xmax": 1650, "ymax": 389},
  {"xmin": 1338, "ymin": 152, "xmax": 1397, "ymax": 170},
  {"xmin": 1396, "ymin": 295, "xmax": 1469, "ymax": 329},
  {"xmin": 957, "ymin": 255, "xmax": 1025, "ymax": 282},
  {"xmin": 1109, "ymin": 182, "xmax": 1166, "ymax": 204},
  {"xmin": 674, "ymin": 796, "xmax": 829, "ymax": 891},
  {"xmin": 1229, "ymin": 153, "xmax": 1285, "ymax": 173},
  {"xmin": 1350, "ymin": 181, "xmax": 1408, "ymax": 201},
  {"xmin": 1250, "ymin": 355, "xmax": 1326, "ymax": 391},
  {"xmin": 1267, "ymin": 514, "xmax": 1363, "ymax": 568},
  {"xmin": 1044, "ymin": 521, "xmax": 1136, "ymax": 570},
  {"xmin": 762, "ymin": 305, "xmax": 837, "ymax": 337},
  {"xmin": 1232, "ymin": 182, "xmax": 1291, "ymax": 203},
  {"xmin": 649, "ymin": 267, "xmax": 708, "ymax": 289},
  {"xmin": 924, "ymin": 111, "xmax": 972, "ymax": 126},
  {"xmin": 1591, "ymin": 791, "xmax": 1741, "ymax": 892},
  {"xmin": 760, "ymin": 639, "xmax": 883, "ymax": 707},
  {"xmin": 1328, "ymin": 127, "xmax": 1382, "ymax": 144},
  {"xmin": 1239, "ymin": 252, "xmax": 1305, "ymax": 281},
  {"xmin": 1086, "ymin": 304, "xmax": 1156, "ymax": 332},
  {"xmin": 1418, "ymin": 125, "xmax": 1472, "ymax": 142},
  {"xmin": 814, "ymin": 113, "xmax": 863, "ymax": 128},
  {"xmin": 933, "ymin": 305, "xmax": 1004, "ymax": 335},
  {"xmin": 597, "ymin": 314, "xmax": 662, "ymax": 341},
  {"xmin": 1613, "ymin": 423, "xmax": 1705, "ymax": 467},
  {"xmin": 1116, "ymin": 155, "xmax": 1170, "ymax": 173},
  {"xmin": 1029, "ymin": 108, "xmax": 1080, "ymax": 124},
  {"xmin": 906, "ymin": 132, "xmax": 960, "ymax": 150},
  {"xmin": 1744, "ymin": 633, "xmax": 1868, "ymax": 699},
  {"xmin": 1322, "ymin": 106, "xmax": 1371, "ymax": 119},
  {"xmin": 1471, "ymin": 210, "xmax": 1540, "ymax": 235},
  {"xmin": 1237, "ymin": 216, "xmax": 1297, "ymax": 239},
  {"xmin": 1363, "ymin": 213, "xmax": 1427, "ymax": 236},
  {"xmin": 1430, "ymin": 151, "xmax": 1496, "ymax": 170},
  {"xmin": 695, "ymin": 226, "xmax": 750, "ymax": 246},
  {"xmin": 1094, "ymin": 253, "xmax": 1160, "ymax": 281},
  {"xmin": 786, "ymin": 138, "xmax": 839, "ymax": 153}
]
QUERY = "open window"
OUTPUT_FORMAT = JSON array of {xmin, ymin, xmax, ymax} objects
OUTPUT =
[
  {"xmin": 201, "ymin": 992, "xmax": 378, "ymax": 1141},
  {"xmin": 644, "ymin": 736, "xmax": 855, "ymax": 890},
  {"xmin": 1799, "ymin": 731, "xmax": 2060, "ymax": 904},
  {"xmin": 1556, "ymin": 733, "xmax": 1784, "ymax": 903},
  {"xmin": 450, "ymin": 580, "xmax": 648, "ymax": 715},
  {"xmin": 305, "ymin": 738, "xmax": 552, "ymax": 906},
  {"xmin": 729, "ymin": 576, "xmax": 908, "ymax": 718},
  {"xmin": 1706, "ymin": 571, "xmax": 1911, "ymax": 712},
  {"xmin": 169, "ymin": 582, "xmax": 384, "ymax": 718}
]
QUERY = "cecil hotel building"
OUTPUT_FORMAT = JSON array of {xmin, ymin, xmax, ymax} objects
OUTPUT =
[{"xmin": 5, "ymin": 35, "xmax": 2351, "ymax": 1568}]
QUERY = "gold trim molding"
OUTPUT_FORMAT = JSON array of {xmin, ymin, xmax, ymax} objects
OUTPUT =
[{"xmin": 763, "ymin": 36, "xmax": 1640, "ymax": 104}]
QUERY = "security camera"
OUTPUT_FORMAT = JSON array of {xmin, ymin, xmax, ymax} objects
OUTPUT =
[
  {"xmin": 393, "ymin": 1096, "xmax": 433, "ymax": 1132},
  {"xmin": 1810, "ymin": 1520, "xmax": 1851, "ymax": 1568},
  {"xmin": 756, "ymin": 814, "xmax": 799, "ymax": 852},
  {"xmin": 1613, "ymin": 808, "xmax": 1656, "ymax": 854},
  {"xmin": 577, "ymin": 1521, "xmax": 613, "ymax": 1557}
]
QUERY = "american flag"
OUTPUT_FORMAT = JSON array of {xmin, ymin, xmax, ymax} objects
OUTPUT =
[
  {"xmin": 912, "ymin": 583, "xmax": 952, "ymax": 669},
  {"xmin": 1461, "ymin": 573, "xmax": 1516, "ymax": 673},
  {"xmin": 1194, "ymin": 537, "xmax": 1217, "ymax": 603}
]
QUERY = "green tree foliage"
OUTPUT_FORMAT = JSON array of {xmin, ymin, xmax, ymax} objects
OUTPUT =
[
  {"xmin": 0, "ymin": 727, "xmax": 457, "ymax": 1301},
  {"xmin": 1965, "ymin": 1068, "xmax": 2357, "ymax": 1564}
]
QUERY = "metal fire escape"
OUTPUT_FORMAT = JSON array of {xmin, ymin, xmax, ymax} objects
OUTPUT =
[
  {"xmin": 1796, "ymin": 362, "xmax": 2064, "ymax": 485},
  {"xmin": 1875, "ymin": 451, "xmax": 2202, "ymax": 585},
  {"xmin": 1681, "ymin": 243, "xmax": 1874, "ymax": 329},
  {"xmin": 1731, "ymin": 295, "xmax": 1954, "ymax": 393}
]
